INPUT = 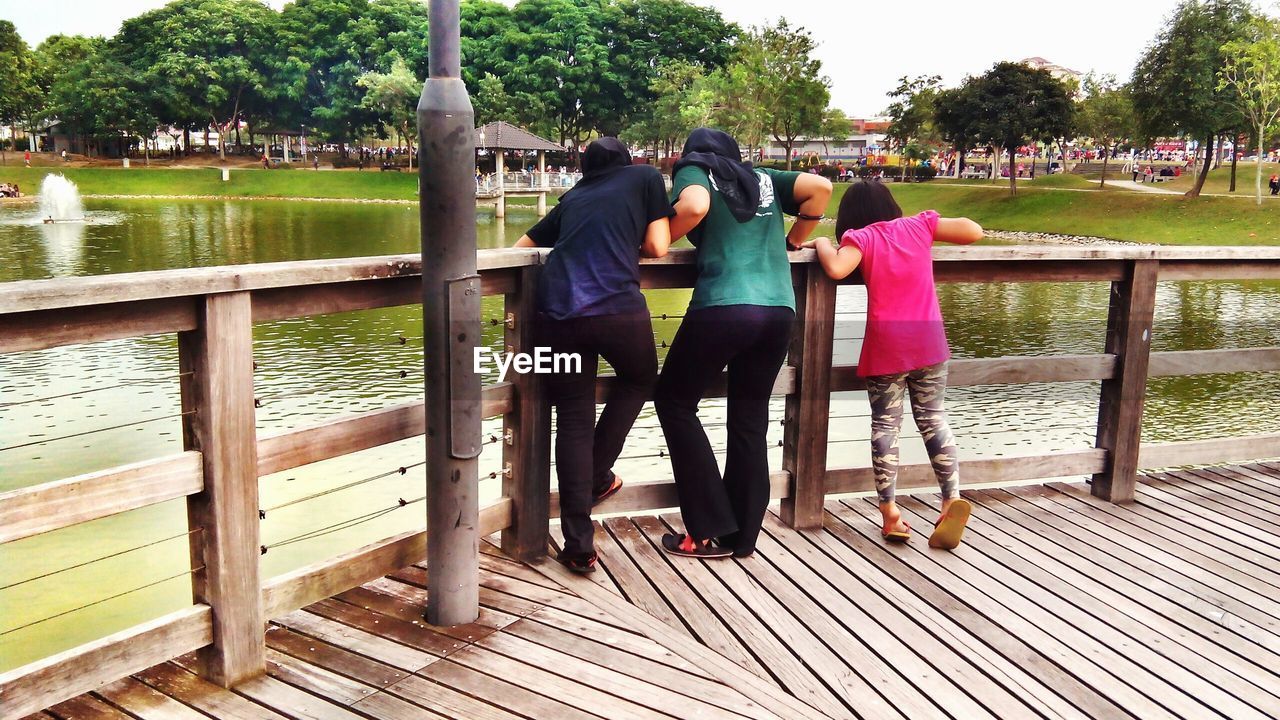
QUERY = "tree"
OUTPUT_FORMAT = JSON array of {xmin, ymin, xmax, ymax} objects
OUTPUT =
[
  {"xmin": 706, "ymin": 61, "xmax": 769, "ymax": 157},
  {"xmin": 1131, "ymin": 0, "xmax": 1255, "ymax": 198},
  {"xmin": 116, "ymin": 0, "xmax": 277, "ymax": 162},
  {"xmin": 737, "ymin": 20, "xmax": 829, "ymax": 170},
  {"xmin": 1219, "ymin": 16, "xmax": 1280, "ymax": 205},
  {"xmin": 884, "ymin": 74, "xmax": 942, "ymax": 153},
  {"xmin": 495, "ymin": 0, "xmax": 625, "ymax": 156},
  {"xmin": 1077, "ymin": 73, "xmax": 1136, "ymax": 188},
  {"xmin": 934, "ymin": 84, "xmax": 983, "ymax": 177},
  {"xmin": 357, "ymin": 53, "xmax": 420, "ymax": 169},
  {"xmin": 0, "ymin": 21, "xmax": 40, "ymax": 159},
  {"xmin": 818, "ymin": 107, "xmax": 852, "ymax": 158},
  {"xmin": 622, "ymin": 60, "xmax": 709, "ymax": 160},
  {"xmin": 965, "ymin": 62, "xmax": 1075, "ymax": 195}
]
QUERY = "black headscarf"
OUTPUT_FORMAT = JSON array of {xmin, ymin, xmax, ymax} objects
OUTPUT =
[
  {"xmin": 560, "ymin": 137, "xmax": 631, "ymax": 201},
  {"xmin": 581, "ymin": 137, "xmax": 631, "ymax": 178},
  {"xmin": 673, "ymin": 128, "xmax": 759, "ymax": 223}
]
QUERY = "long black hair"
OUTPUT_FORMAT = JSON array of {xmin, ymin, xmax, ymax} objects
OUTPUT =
[{"xmin": 834, "ymin": 181, "xmax": 903, "ymax": 239}]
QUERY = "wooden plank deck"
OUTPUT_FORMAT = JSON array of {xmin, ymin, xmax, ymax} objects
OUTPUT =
[{"xmin": 34, "ymin": 465, "xmax": 1280, "ymax": 720}]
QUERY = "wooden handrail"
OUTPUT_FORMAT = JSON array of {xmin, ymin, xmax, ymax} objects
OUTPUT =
[{"xmin": 7, "ymin": 245, "xmax": 1280, "ymax": 315}]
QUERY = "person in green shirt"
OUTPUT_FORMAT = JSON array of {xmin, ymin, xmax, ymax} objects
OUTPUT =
[{"xmin": 655, "ymin": 128, "xmax": 832, "ymax": 559}]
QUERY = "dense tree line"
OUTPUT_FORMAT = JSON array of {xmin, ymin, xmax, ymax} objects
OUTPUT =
[
  {"xmin": 883, "ymin": 0, "xmax": 1280, "ymax": 201},
  {"xmin": 0, "ymin": 0, "xmax": 745, "ymax": 160}
]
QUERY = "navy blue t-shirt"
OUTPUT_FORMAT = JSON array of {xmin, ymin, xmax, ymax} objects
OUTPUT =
[{"xmin": 526, "ymin": 165, "xmax": 674, "ymax": 320}]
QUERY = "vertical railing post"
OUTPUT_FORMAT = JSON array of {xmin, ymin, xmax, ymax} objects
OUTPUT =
[
  {"xmin": 1092, "ymin": 259, "xmax": 1159, "ymax": 502},
  {"xmin": 419, "ymin": 0, "xmax": 481, "ymax": 626},
  {"xmin": 781, "ymin": 263, "xmax": 837, "ymax": 528},
  {"xmin": 502, "ymin": 265, "xmax": 552, "ymax": 561},
  {"xmin": 177, "ymin": 290, "xmax": 263, "ymax": 686}
]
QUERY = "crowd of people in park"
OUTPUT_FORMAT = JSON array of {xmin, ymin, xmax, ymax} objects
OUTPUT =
[{"xmin": 512, "ymin": 128, "xmax": 982, "ymax": 573}]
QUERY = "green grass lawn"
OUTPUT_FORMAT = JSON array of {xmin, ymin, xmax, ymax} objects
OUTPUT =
[
  {"xmin": 826, "ymin": 181, "xmax": 1280, "ymax": 245},
  {"xmin": 1159, "ymin": 161, "xmax": 1280, "ymax": 196},
  {"xmin": 5, "ymin": 164, "xmax": 1277, "ymax": 246}
]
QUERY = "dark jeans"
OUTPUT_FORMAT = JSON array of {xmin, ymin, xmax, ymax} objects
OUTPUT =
[
  {"xmin": 538, "ymin": 309, "xmax": 658, "ymax": 557},
  {"xmin": 653, "ymin": 304, "xmax": 794, "ymax": 555}
]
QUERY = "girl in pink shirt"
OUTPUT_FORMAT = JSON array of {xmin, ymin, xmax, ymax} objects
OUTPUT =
[{"xmin": 805, "ymin": 181, "xmax": 983, "ymax": 549}]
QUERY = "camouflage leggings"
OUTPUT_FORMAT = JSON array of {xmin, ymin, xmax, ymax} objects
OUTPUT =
[{"xmin": 865, "ymin": 362, "xmax": 959, "ymax": 505}]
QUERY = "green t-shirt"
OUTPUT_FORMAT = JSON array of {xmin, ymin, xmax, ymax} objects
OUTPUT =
[{"xmin": 671, "ymin": 165, "xmax": 801, "ymax": 312}]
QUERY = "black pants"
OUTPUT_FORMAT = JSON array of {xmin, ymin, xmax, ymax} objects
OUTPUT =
[
  {"xmin": 654, "ymin": 304, "xmax": 794, "ymax": 555},
  {"xmin": 538, "ymin": 309, "xmax": 657, "ymax": 557}
]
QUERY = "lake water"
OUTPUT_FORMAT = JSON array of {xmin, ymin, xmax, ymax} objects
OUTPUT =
[{"xmin": 2, "ymin": 197, "xmax": 1279, "ymax": 670}]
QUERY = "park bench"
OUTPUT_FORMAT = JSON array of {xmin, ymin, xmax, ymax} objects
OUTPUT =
[{"xmin": 380, "ymin": 163, "xmax": 402, "ymax": 172}]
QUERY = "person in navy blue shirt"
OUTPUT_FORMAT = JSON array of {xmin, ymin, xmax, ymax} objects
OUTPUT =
[{"xmin": 515, "ymin": 138, "xmax": 674, "ymax": 573}]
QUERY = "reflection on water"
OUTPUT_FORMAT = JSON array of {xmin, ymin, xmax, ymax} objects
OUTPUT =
[{"xmin": 2, "ymin": 197, "xmax": 1279, "ymax": 670}]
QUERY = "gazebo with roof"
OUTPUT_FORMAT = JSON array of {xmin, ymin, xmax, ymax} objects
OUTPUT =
[{"xmin": 474, "ymin": 121, "xmax": 565, "ymax": 216}]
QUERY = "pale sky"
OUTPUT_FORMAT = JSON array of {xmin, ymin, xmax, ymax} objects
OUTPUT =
[{"xmin": 0, "ymin": 0, "xmax": 1185, "ymax": 117}]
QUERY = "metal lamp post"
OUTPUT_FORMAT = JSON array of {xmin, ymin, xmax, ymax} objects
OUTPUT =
[{"xmin": 418, "ymin": 0, "xmax": 481, "ymax": 626}]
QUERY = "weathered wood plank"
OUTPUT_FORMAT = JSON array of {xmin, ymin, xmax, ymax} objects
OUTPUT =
[
  {"xmin": 1048, "ymin": 481, "xmax": 1280, "ymax": 588},
  {"xmin": 830, "ymin": 354, "xmax": 1115, "ymax": 391},
  {"xmin": 94, "ymin": 676, "xmax": 209, "ymax": 720},
  {"xmin": 782, "ymin": 264, "xmax": 836, "ymax": 528},
  {"xmin": 0, "ymin": 607, "xmax": 211, "ymax": 720},
  {"xmin": 304, "ymin": 598, "xmax": 465, "ymax": 657},
  {"xmin": 1093, "ymin": 259, "xmax": 1158, "ymax": 502},
  {"xmin": 5, "ymin": 246, "xmax": 1278, "ymax": 316},
  {"xmin": 0, "ymin": 298, "xmax": 196, "ymax": 354},
  {"xmin": 271, "ymin": 611, "xmax": 437, "ymax": 672},
  {"xmin": 46, "ymin": 694, "xmax": 133, "ymax": 719},
  {"xmin": 501, "ymin": 265, "xmax": 551, "ymax": 561},
  {"xmin": 1158, "ymin": 260, "xmax": 1280, "ymax": 281},
  {"xmin": 261, "ymin": 498, "xmax": 511, "ymax": 619},
  {"xmin": 905, "ymin": 493, "xmax": 1279, "ymax": 719},
  {"xmin": 0, "ymin": 252, "xmax": 545, "ymax": 316},
  {"xmin": 969, "ymin": 488, "xmax": 1280, "ymax": 674},
  {"xmin": 264, "ymin": 625, "xmax": 408, "ymax": 689},
  {"xmin": 256, "ymin": 384, "xmax": 512, "ymax": 476},
  {"xmin": 232, "ymin": 673, "xmax": 369, "ymax": 720},
  {"xmin": 532, "ymin": 523, "xmax": 835, "ymax": 720},
  {"xmin": 929, "ymin": 259, "xmax": 1128, "ymax": 283},
  {"xmin": 1149, "ymin": 346, "xmax": 1280, "ymax": 376},
  {"xmin": 262, "ymin": 648, "xmax": 373, "ymax": 706},
  {"xmin": 824, "ymin": 499, "xmax": 1186, "ymax": 720},
  {"xmin": 635, "ymin": 515, "xmax": 847, "ymax": 713},
  {"xmin": 0, "ymin": 452, "xmax": 202, "ymax": 544},
  {"xmin": 556, "ymin": 471, "xmax": 790, "ymax": 518},
  {"xmin": 824, "ymin": 449, "xmax": 1107, "ymax": 495},
  {"xmin": 1027, "ymin": 484, "xmax": 1280, "ymax": 646},
  {"xmin": 784, "ymin": 509, "xmax": 1107, "ymax": 720},
  {"xmin": 478, "ymin": 630, "xmax": 735, "ymax": 720},
  {"xmin": 178, "ymin": 291, "xmax": 263, "ymax": 686},
  {"xmin": 132, "ymin": 662, "xmax": 290, "ymax": 720},
  {"xmin": 755, "ymin": 515, "xmax": 1040, "ymax": 720},
  {"xmin": 1137, "ymin": 433, "xmax": 1280, "ymax": 470}
]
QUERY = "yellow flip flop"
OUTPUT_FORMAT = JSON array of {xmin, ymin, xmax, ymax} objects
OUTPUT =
[
  {"xmin": 929, "ymin": 499, "xmax": 971, "ymax": 550},
  {"xmin": 881, "ymin": 521, "xmax": 911, "ymax": 544}
]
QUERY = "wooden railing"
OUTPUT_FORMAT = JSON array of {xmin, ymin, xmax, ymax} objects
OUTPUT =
[{"xmin": 3, "ymin": 244, "xmax": 1280, "ymax": 718}]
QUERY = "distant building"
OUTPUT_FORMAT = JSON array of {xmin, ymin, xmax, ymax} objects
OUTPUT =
[
  {"xmin": 763, "ymin": 116, "xmax": 889, "ymax": 161},
  {"xmin": 1020, "ymin": 57, "xmax": 1084, "ymax": 90}
]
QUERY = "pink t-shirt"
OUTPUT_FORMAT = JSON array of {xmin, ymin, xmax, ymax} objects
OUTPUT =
[{"xmin": 839, "ymin": 210, "xmax": 950, "ymax": 377}]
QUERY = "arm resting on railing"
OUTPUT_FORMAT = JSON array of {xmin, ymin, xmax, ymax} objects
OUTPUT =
[
  {"xmin": 641, "ymin": 217, "xmax": 672, "ymax": 258},
  {"xmin": 670, "ymin": 185, "xmax": 710, "ymax": 242},
  {"xmin": 936, "ymin": 217, "xmax": 984, "ymax": 245},
  {"xmin": 785, "ymin": 174, "xmax": 833, "ymax": 250}
]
